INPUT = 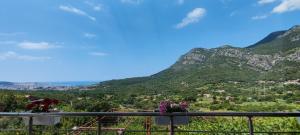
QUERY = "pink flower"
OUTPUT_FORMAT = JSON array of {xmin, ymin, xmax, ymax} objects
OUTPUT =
[
  {"xmin": 179, "ymin": 101, "xmax": 188, "ymax": 110},
  {"xmin": 159, "ymin": 101, "xmax": 171, "ymax": 114}
]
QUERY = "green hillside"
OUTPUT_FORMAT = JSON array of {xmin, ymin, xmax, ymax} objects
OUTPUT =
[{"xmin": 95, "ymin": 25, "xmax": 300, "ymax": 94}]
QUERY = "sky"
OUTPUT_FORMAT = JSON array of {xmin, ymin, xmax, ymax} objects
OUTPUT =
[{"xmin": 0, "ymin": 0, "xmax": 300, "ymax": 82}]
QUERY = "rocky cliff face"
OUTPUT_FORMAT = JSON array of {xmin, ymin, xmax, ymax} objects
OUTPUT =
[
  {"xmin": 278, "ymin": 25, "xmax": 300, "ymax": 39},
  {"xmin": 181, "ymin": 50, "xmax": 207, "ymax": 65},
  {"xmin": 286, "ymin": 49, "xmax": 300, "ymax": 62},
  {"xmin": 172, "ymin": 25, "xmax": 300, "ymax": 72}
]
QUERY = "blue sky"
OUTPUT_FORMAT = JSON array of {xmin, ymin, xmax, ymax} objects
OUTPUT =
[{"xmin": 0, "ymin": 0, "xmax": 300, "ymax": 82}]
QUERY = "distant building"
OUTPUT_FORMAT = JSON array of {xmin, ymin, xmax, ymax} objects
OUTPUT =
[
  {"xmin": 287, "ymin": 91, "xmax": 293, "ymax": 94},
  {"xmin": 284, "ymin": 79, "xmax": 300, "ymax": 85},
  {"xmin": 225, "ymin": 96, "xmax": 234, "ymax": 101},
  {"xmin": 216, "ymin": 90, "xmax": 225, "ymax": 93},
  {"xmin": 203, "ymin": 94, "xmax": 211, "ymax": 98}
]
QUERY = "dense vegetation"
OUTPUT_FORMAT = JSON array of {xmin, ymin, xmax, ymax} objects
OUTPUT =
[{"xmin": 0, "ymin": 81, "xmax": 299, "ymax": 134}]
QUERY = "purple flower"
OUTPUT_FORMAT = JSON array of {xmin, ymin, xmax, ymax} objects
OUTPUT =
[
  {"xmin": 159, "ymin": 101, "xmax": 188, "ymax": 114},
  {"xmin": 179, "ymin": 101, "xmax": 188, "ymax": 110},
  {"xmin": 159, "ymin": 101, "xmax": 171, "ymax": 114}
]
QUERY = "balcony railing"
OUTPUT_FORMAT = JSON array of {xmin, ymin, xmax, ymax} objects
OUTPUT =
[{"xmin": 0, "ymin": 112, "xmax": 299, "ymax": 135}]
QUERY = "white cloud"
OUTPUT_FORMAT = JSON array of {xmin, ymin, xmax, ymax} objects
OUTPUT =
[
  {"xmin": 85, "ymin": 1, "xmax": 102, "ymax": 11},
  {"xmin": 177, "ymin": 0, "xmax": 185, "ymax": 5},
  {"xmin": 18, "ymin": 41, "xmax": 61, "ymax": 50},
  {"xmin": 0, "ymin": 51, "xmax": 51, "ymax": 61},
  {"xmin": 93, "ymin": 5, "xmax": 102, "ymax": 11},
  {"xmin": 59, "ymin": 5, "xmax": 96, "ymax": 21},
  {"xmin": 84, "ymin": 33, "xmax": 97, "ymax": 38},
  {"xmin": 120, "ymin": 0, "xmax": 143, "ymax": 5},
  {"xmin": 89, "ymin": 52, "xmax": 108, "ymax": 56},
  {"xmin": 251, "ymin": 14, "xmax": 268, "ymax": 20},
  {"xmin": 272, "ymin": 0, "xmax": 300, "ymax": 13},
  {"xmin": 258, "ymin": 0, "xmax": 277, "ymax": 5},
  {"xmin": 175, "ymin": 8, "xmax": 206, "ymax": 29}
]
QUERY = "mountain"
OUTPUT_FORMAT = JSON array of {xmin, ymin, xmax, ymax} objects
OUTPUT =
[
  {"xmin": 0, "ymin": 81, "xmax": 14, "ymax": 86},
  {"xmin": 248, "ymin": 25, "xmax": 300, "ymax": 54},
  {"xmin": 95, "ymin": 25, "xmax": 300, "ymax": 93},
  {"xmin": 247, "ymin": 31, "xmax": 286, "ymax": 48}
]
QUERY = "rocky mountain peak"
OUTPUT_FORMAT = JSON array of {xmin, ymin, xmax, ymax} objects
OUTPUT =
[
  {"xmin": 251, "ymin": 31, "xmax": 286, "ymax": 47},
  {"xmin": 278, "ymin": 25, "xmax": 300, "ymax": 39},
  {"xmin": 219, "ymin": 45, "xmax": 234, "ymax": 48},
  {"xmin": 290, "ymin": 25, "xmax": 300, "ymax": 30},
  {"xmin": 177, "ymin": 48, "xmax": 209, "ymax": 65}
]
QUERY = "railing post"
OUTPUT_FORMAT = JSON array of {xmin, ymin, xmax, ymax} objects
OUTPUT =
[
  {"xmin": 97, "ymin": 116, "xmax": 102, "ymax": 135},
  {"xmin": 170, "ymin": 115, "xmax": 174, "ymax": 135},
  {"xmin": 28, "ymin": 116, "xmax": 33, "ymax": 135},
  {"xmin": 248, "ymin": 116, "xmax": 254, "ymax": 135}
]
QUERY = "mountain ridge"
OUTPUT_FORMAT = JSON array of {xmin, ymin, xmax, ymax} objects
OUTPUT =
[
  {"xmin": 73, "ymin": 26, "xmax": 299, "ymax": 92},
  {"xmin": 96, "ymin": 25, "xmax": 300, "ymax": 93}
]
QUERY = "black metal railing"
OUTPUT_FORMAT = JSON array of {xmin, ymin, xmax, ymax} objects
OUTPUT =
[{"xmin": 0, "ymin": 112, "xmax": 299, "ymax": 135}]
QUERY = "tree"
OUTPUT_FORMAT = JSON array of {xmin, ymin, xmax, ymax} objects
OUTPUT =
[
  {"xmin": 87, "ymin": 101, "xmax": 114, "ymax": 112},
  {"xmin": 1, "ymin": 94, "xmax": 18, "ymax": 112}
]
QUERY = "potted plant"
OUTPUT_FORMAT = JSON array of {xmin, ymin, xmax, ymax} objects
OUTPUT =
[
  {"xmin": 23, "ymin": 95, "xmax": 61, "ymax": 126},
  {"xmin": 155, "ymin": 101, "xmax": 189, "ymax": 125}
]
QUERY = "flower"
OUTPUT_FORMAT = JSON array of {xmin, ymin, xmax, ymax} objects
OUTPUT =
[
  {"xmin": 159, "ymin": 101, "xmax": 171, "ymax": 114},
  {"xmin": 26, "ymin": 103, "xmax": 35, "ymax": 110},
  {"xmin": 159, "ymin": 101, "xmax": 188, "ymax": 114},
  {"xmin": 25, "ymin": 96, "xmax": 59, "ymax": 113},
  {"xmin": 179, "ymin": 101, "xmax": 188, "ymax": 110},
  {"xmin": 52, "ymin": 99, "xmax": 59, "ymax": 105}
]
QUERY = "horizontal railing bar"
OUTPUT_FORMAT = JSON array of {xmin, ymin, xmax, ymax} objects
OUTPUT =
[
  {"xmin": 0, "ymin": 112, "xmax": 299, "ymax": 117},
  {"xmin": 1, "ymin": 129, "xmax": 299, "ymax": 134},
  {"xmin": 125, "ymin": 130, "xmax": 300, "ymax": 133},
  {"xmin": 125, "ymin": 130, "xmax": 250, "ymax": 133}
]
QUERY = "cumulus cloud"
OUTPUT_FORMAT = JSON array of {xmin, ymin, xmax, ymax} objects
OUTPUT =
[
  {"xmin": 84, "ymin": 33, "xmax": 97, "ymax": 38},
  {"xmin": 258, "ymin": 0, "xmax": 277, "ymax": 5},
  {"xmin": 175, "ymin": 8, "xmax": 206, "ymax": 29},
  {"xmin": 272, "ymin": 0, "xmax": 300, "ymax": 13},
  {"xmin": 18, "ymin": 41, "xmax": 61, "ymax": 50},
  {"xmin": 89, "ymin": 52, "xmax": 108, "ymax": 56},
  {"xmin": 0, "ymin": 51, "xmax": 51, "ymax": 61},
  {"xmin": 59, "ymin": 5, "xmax": 96, "ymax": 21},
  {"xmin": 252, "ymin": 14, "xmax": 268, "ymax": 20},
  {"xmin": 120, "ymin": 0, "xmax": 143, "ymax": 5}
]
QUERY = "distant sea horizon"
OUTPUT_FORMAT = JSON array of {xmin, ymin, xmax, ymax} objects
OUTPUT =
[
  {"xmin": 41, "ymin": 81, "xmax": 99, "ymax": 87},
  {"xmin": 0, "ymin": 81, "xmax": 99, "ymax": 87}
]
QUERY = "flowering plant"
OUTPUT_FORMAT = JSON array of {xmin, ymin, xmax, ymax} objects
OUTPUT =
[
  {"xmin": 25, "ymin": 95, "xmax": 59, "ymax": 113},
  {"xmin": 159, "ymin": 101, "xmax": 188, "ymax": 114}
]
